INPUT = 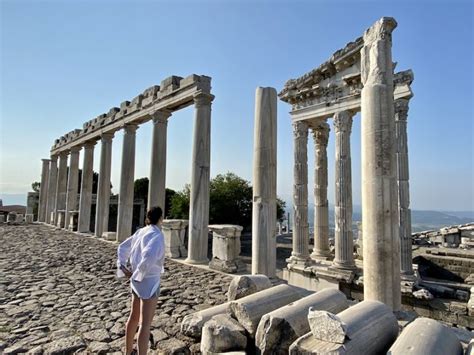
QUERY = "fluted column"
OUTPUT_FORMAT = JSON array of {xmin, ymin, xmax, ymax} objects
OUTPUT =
[
  {"xmin": 361, "ymin": 17, "xmax": 401, "ymax": 311},
  {"xmin": 148, "ymin": 110, "xmax": 171, "ymax": 211},
  {"xmin": 64, "ymin": 146, "xmax": 80, "ymax": 229},
  {"xmin": 116, "ymin": 124, "xmax": 138, "ymax": 242},
  {"xmin": 55, "ymin": 151, "xmax": 68, "ymax": 226},
  {"xmin": 95, "ymin": 133, "xmax": 114, "ymax": 237},
  {"xmin": 45, "ymin": 156, "xmax": 58, "ymax": 224},
  {"xmin": 310, "ymin": 121, "xmax": 330, "ymax": 260},
  {"xmin": 78, "ymin": 141, "xmax": 96, "ymax": 233},
  {"xmin": 252, "ymin": 87, "xmax": 277, "ymax": 277},
  {"xmin": 38, "ymin": 159, "xmax": 51, "ymax": 222},
  {"xmin": 395, "ymin": 98, "xmax": 414, "ymax": 278},
  {"xmin": 186, "ymin": 92, "xmax": 214, "ymax": 264},
  {"xmin": 333, "ymin": 111, "xmax": 356, "ymax": 269},
  {"xmin": 287, "ymin": 120, "xmax": 310, "ymax": 266}
]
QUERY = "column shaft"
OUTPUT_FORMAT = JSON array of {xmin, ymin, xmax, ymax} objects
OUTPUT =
[
  {"xmin": 361, "ymin": 17, "xmax": 401, "ymax": 311},
  {"xmin": 288, "ymin": 120, "xmax": 310, "ymax": 265},
  {"xmin": 78, "ymin": 142, "xmax": 96, "ymax": 233},
  {"xmin": 55, "ymin": 152, "xmax": 68, "ymax": 226},
  {"xmin": 186, "ymin": 92, "xmax": 214, "ymax": 264},
  {"xmin": 333, "ymin": 111, "xmax": 355, "ymax": 269},
  {"xmin": 251, "ymin": 87, "xmax": 277, "ymax": 277},
  {"xmin": 45, "ymin": 156, "xmax": 58, "ymax": 224},
  {"xmin": 311, "ymin": 121, "xmax": 330, "ymax": 260},
  {"xmin": 395, "ymin": 99, "xmax": 414, "ymax": 277},
  {"xmin": 38, "ymin": 159, "xmax": 51, "ymax": 222},
  {"xmin": 64, "ymin": 147, "xmax": 80, "ymax": 229},
  {"xmin": 148, "ymin": 110, "xmax": 170, "ymax": 211},
  {"xmin": 95, "ymin": 133, "xmax": 114, "ymax": 237},
  {"xmin": 116, "ymin": 124, "xmax": 138, "ymax": 242}
]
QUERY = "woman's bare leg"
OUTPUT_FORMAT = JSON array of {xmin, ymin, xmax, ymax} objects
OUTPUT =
[
  {"xmin": 125, "ymin": 294, "xmax": 140, "ymax": 355},
  {"xmin": 137, "ymin": 295, "xmax": 158, "ymax": 354}
]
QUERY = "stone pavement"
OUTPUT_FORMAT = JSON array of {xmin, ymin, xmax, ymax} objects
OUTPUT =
[{"xmin": 0, "ymin": 224, "xmax": 232, "ymax": 354}]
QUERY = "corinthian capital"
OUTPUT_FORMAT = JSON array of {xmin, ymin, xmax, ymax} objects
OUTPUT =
[
  {"xmin": 293, "ymin": 120, "xmax": 308, "ymax": 139},
  {"xmin": 394, "ymin": 99, "xmax": 409, "ymax": 121},
  {"xmin": 151, "ymin": 109, "xmax": 172, "ymax": 124},
  {"xmin": 194, "ymin": 92, "xmax": 214, "ymax": 108},
  {"xmin": 333, "ymin": 111, "xmax": 353, "ymax": 134},
  {"xmin": 311, "ymin": 121, "xmax": 330, "ymax": 146}
]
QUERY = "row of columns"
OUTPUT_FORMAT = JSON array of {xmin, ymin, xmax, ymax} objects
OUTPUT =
[
  {"xmin": 289, "ymin": 100, "xmax": 412, "ymax": 274},
  {"xmin": 37, "ymin": 92, "xmax": 214, "ymax": 264}
]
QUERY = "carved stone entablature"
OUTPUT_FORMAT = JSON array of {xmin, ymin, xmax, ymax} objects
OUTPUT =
[
  {"xmin": 394, "ymin": 69, "xmax": 414, "ymax": 86},
  {"xmin": 50, "ymin": 74, "xmax": 212, "ymax": 154}
]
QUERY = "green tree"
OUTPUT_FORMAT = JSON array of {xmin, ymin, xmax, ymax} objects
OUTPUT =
[
  {"xmin": 133, "ymin": 177, "xmax": 176, "ymax": 214},
  {"xmin": 169, "ymin": 172, "xmax": 286, "ymax": 229},
  {"xmin": 32, "ymin": 182, "xmax": 40, "ymax": 192}
]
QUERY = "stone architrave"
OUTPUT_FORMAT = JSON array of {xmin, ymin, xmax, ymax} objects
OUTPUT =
[
  {"xmin": 45, "ymin": 156, "xmax": 58, "ymax": 224},
  {"xmin": 395, "ymin": 98, "xmax": 414, "ymax": 279},
  {"xmin": 361, "ymin": 17, "xmax": 401, "ymax": 310},
  {"xmin": 38, "ymin": 158, "xmax": 51, "ymax": 222},
  {"xmin": 64, "ymin": 146, "xmax": 80, "ymax": 230},
  {"xmin": 54, "ymin": 152, "xmax": 68, "ymax": 226},
  {"xmin": 252, "ymin": 87, "xmax": 278, "ymax": 277},
  {"xmin": 117, "ymin": 124, "xmax": 138, "ymax": 242},
  {"xmin": 78, "ymin": 141, "xmax": 96, "ymax": 233},
  {"xmin": 95, "ymin": 132, "xmax": 114, "ymax": 238},
  {"xmin": 310, "ymin": 121, "xmax": 331, "ymax": 260},
  {"xmin": 333, "ymin": 110, "xmax": 356, "ymax": 269},
  {"xmin": 148, "ymin": 110, "xmax": 171, "ymax": 212},
  {"xmin": 209, "ymin": 224, "xmax": 244, "ymax": 273},
  {"xmin": 288, "ymin": 120, "xmax": 310, "ymax": 266},
  {"xmin": 186, "ymin": 92, "xmax": 214, "ymax": 264},
  {"xmin": 161, "ymin": 219, "xmax": 188, "ymax": 258}
]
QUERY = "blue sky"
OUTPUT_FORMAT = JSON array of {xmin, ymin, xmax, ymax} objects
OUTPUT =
[{"xmin": 1, "ymin": 0, "xmax": 473, "ymax": 211}]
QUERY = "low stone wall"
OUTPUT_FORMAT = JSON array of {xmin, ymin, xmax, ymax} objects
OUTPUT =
[{"xmin": 415, "ymin": 252, "xmax": 474, "ymax": 282}]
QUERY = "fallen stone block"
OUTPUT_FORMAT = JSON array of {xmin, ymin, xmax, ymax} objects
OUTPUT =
[
  {"xmin": 201, "ymin": 314, "xmax": 247, "ymax": 354},
  {"xmin": 230, "ymin": 284, "xmax": 311, "ymax": 337},
  {"xmin": 227, "ymin": 274, "xmax": 272, "ymax": 301},
  {"xmin": 256, "ymin": 288, "xmax": 348, "ymax": 354},
  {"xmin": 290, "ymin": 300, "xmax": 398, "ymax": 354},
  {"xmin": 181, "ymin": 302, "xmax": 232, "ymax": 338},
  {"xmin": 387, "ymin": 317, "xmax": 463, "ymax": 355}
]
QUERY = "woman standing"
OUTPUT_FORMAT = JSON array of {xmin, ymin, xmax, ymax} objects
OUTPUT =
[{"xmin": 117, "ymin": 206, "xmax": 165, "ymax": 355}]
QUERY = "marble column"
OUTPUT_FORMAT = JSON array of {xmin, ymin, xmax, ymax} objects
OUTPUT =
[
  {"xmin": 45, "ymin": 156, "xmax": 58, "ymax": 224},
  {"xmin": 186, "ymin": 92, "xmax": 214, "ymax": 264},
  {"xmin": 95, "ymin": 132, "xmax": 114, "ymax": 238},
  {"xmin": 333, "ymin": 111, "xmax": 356, "ymax": 269},
  {"xmin": 55, "ymin": 151, "xmax": 68, "ymax": 226},
  {"xmin": 361, "ymin": 17, "xmax": 401, "ymax": 311},
  {"xmin": 64, "ymin": 146, "xmax": 80, "ymax": 230},
  {"xmin": 252, "ymin": 87, "xmax": 277, "ymax": 277},
  {"xmin": 116, "ymin": 124, "xmax": 138, "ymax": 242},
  {"xmin": 288, "ymin": 120, "xmax": 310, "ymax": 266},
  {"xmin": 310, "ymin": 121, "xmax": 331, "ymax": 260},
  {"xmin": 78, "ymin": 141, "xmax": 96, "ymax": 233},
  {"xmin": 38, "ymin": 158, "xmax": 51, "ymax": 222},
  {"xmin": 395, "ymin": 98, "xmax": 414, "ymax": 278},
  {"xmin": 148, "ymin": 110, "xmax": 171, "ymax": 211}
]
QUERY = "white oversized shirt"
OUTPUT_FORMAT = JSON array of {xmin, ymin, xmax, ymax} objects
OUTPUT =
[{"xmin": 116, "ymin": 224, "xmax": 165, "ymax": 299}]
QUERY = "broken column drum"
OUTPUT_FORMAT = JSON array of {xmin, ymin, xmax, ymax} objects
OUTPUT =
[
  {"xmin": 361, "ymin": 17, "xmax": 401, "ymax": 311},
  {"xmin": 252, "ymin": 87, "xmax": 278, "ymax": 277}
]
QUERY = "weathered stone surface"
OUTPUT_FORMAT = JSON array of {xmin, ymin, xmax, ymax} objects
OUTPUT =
[
  {"xmin": 201, "ymin": 314, "xmax": 247, "ymax": 353},
  {"xmin": 290, "ymin": 300, "xmax": 398, "ymax": 354},
  {"xmin": 0, "ymin": 224, "xmax": 231, "ymax": 353},
  {"xmin": 308, "ymin": 310, "xmax": 346, "ymax": 344},
  {"xmin": 162, "ymin": 219, "xmax": 188, "ymax": 258},
  {"xmin": 230, "ymin": 284, "xmax": 311, "ymax": 336},
  {"xmin": 388, "ymin": 317, "xmax": 463, "ymax": 355},
  {"xmin": 181, "ymin": 302, "xmax": 232, "ymax": 338},
  {"xmin": 209, "ymin": 224, "xmax": 243, "ymax": 273},
  {"xmin": 256, "ymin": 288, "xmax": 348, "ymax": 354},
  {"xmin": 227, "ymin": 274, "xmax": 272, "ymax": 301}
]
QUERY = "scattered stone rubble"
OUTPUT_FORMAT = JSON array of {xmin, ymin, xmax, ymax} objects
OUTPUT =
[{"xmin": 413, "ymin": 223, "xmax": 474, "ymax": 249}]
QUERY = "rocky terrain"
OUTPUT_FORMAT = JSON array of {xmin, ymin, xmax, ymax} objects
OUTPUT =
[{"xmin": 0, "ymin": 224, "xmax": 232, "ymax": 354}]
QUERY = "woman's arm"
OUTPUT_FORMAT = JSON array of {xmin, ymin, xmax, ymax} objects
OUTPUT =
[
  {"xmin": 132, "ymin": 236, "xmax": 162, "ymax": 282},
  {"xmin": 116, "ymin": 231, "xmax": 138, "ymax": 277}
]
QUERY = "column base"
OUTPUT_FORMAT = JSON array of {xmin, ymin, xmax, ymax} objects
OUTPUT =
[
  {"xmin": 332, "ymin": 260, "xmax": 357, "ymax": 271},
  {"xmin": 401, "ymin": 271, "xmax": 417, "ymax": 282},
  {"xmin": 310, "ymin": 250, "xmax": 332, "ymax": 261},
  {"xmin": 286, "ymin": 255, "xmax": 312, "ymax": 267},
  {"xmin": 184, "ymin": 257, "xmax": 209, "ymax": 265}
]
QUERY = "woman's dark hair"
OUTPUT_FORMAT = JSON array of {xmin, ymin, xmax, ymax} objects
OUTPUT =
[{"xmin": 145, "ymin": 206, "xmax": 163, "ymax": 225}]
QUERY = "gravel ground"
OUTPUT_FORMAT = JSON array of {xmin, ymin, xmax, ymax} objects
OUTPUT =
[{"xmin": 0, "ymin": 224, "xmax": 232, "ymax": 354}]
